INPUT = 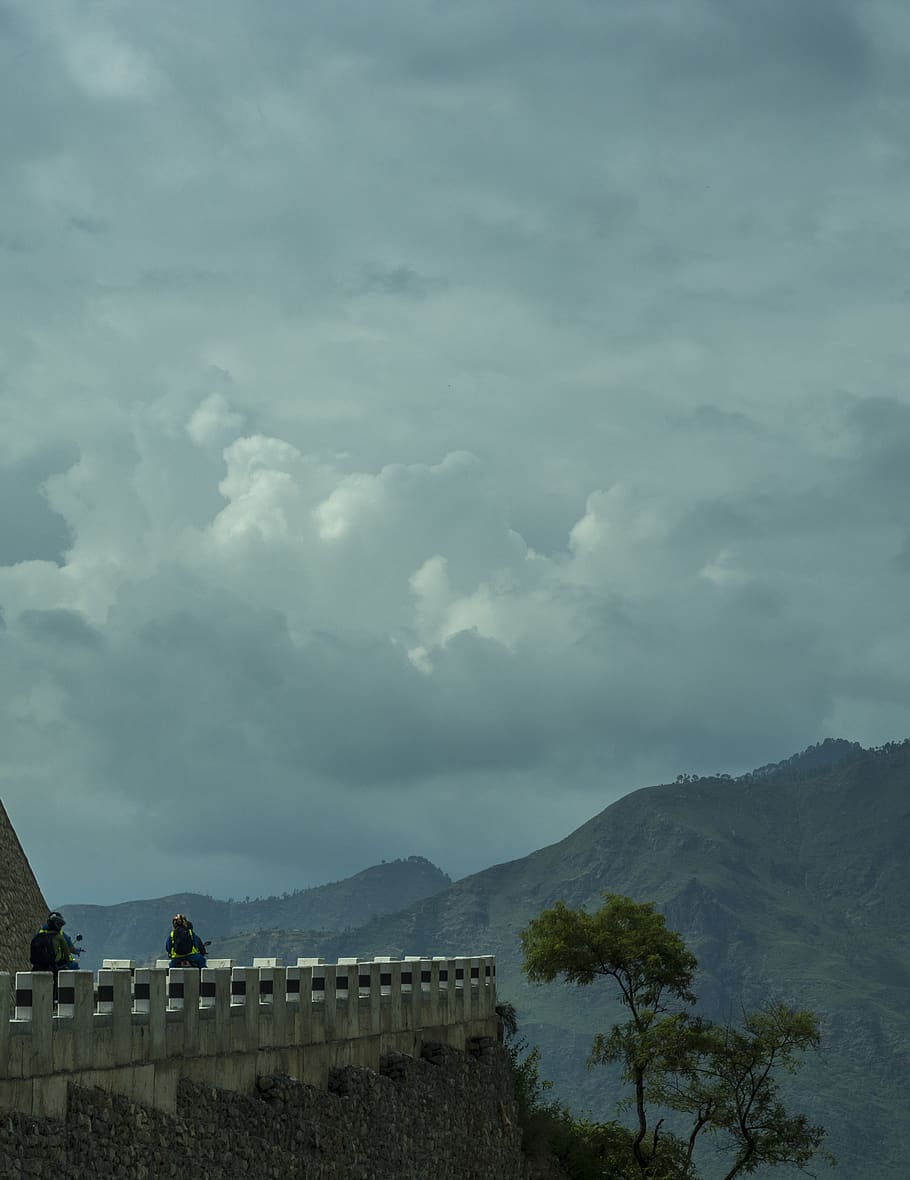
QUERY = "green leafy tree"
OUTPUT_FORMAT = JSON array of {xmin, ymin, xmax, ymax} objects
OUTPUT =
[{"xmin": 521, "ymin": 894, "xmax": 831, "ymax": 1179}]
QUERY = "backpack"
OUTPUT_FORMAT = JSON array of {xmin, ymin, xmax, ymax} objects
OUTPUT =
[
  {"xmin": 172, "ymin": 926, "xmax": 194, "ymax": 957},
  {"xmin": 30, "ymin": 930, "xmax": 57, "ymax": 971}
]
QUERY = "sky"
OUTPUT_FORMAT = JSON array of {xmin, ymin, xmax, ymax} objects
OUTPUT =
[{"xmin": 2, "ymin": 0, "xmax": 910, "ymax": 907}]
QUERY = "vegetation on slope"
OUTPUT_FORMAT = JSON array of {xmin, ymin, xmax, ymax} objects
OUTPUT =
[
  {"xmin": 225, "ymin": 739, "xmax": 908, "ymax": 1179},
  {"xmin": 520, "ymin": 893, "xmax": 831, "ymax": 1179}
]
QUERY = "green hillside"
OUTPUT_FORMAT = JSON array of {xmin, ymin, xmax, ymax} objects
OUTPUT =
[{"xmin": 216, "ymin": 740, "xmax": 908, "ymax": 1180}]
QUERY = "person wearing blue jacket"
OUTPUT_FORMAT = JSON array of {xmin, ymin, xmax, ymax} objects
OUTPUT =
[{"xmin": 165, "ymin": 913, "xmax": 208, "ymax": 968}]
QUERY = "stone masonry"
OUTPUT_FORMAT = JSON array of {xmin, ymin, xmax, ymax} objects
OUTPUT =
[
  {"xmin": 0, "ymin": 801, "xmax": 47, "ymax": 987},
  {"xmin": 0, "ymin": 1039, "xmax": 528, "ymax": 1179}
]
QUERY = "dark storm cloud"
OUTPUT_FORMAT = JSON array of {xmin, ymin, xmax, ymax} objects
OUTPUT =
[
  {"xmin": 2, "ymin": 0, "xmax": 910, "ymax": 903},
  {"xmin": 0, "ymin": 451, "xmax": 74, "ymax": 565},
  {"xmin": 837, "ymin": 396, "xmax": 910, "ymax": 512},
  {"xmin": 357, "ymin": 266, "xmax": 447, "ymax": 300},
  {"xmin": 19, "ymin": 609, "xmax": 103, "ymax": 650},
  {"xmin": 69, "ymin": 215, "xmax": 109, "ymax": 236},
  {"xmin": 680, "ymin": 406, "xmax": 758, "ymax": 433},
  {"xmin": 657, "ymin": 0, "xmax": 875, "ymax": 102}
]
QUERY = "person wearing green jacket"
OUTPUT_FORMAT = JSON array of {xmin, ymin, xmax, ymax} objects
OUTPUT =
[{"xmin": 29, "ymin": 912, "xmax": 73, "ymax": 994}]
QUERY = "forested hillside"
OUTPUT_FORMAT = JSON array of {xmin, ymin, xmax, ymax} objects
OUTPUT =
[{"xmin": 217, "ymin": 740, "xmax": 909, "ymax": 1179}]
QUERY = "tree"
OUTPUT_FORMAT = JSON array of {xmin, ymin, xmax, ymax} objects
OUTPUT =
[{"xmin": 521, "ymin": 893, "xmax": 831, "ymax": 1179}]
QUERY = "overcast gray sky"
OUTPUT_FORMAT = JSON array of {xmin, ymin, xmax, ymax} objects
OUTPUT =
[{"xmin": 2, "ymin": 0, "xmax": 909, "ymax": 906}]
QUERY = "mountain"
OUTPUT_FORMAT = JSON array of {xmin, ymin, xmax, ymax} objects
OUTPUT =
[
  {"xmin": 62, "ymin": 856, "xmax": 450, "ymax": 971},
  {"xmin": 214, "ymin": 739, "xmax": 910, "ymax": 1180}
]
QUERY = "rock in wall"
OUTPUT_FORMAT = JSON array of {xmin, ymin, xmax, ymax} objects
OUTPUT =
[
  {"xmin": 0, "ymin": 1040, "xmax": 530, "ymax": 1178},
  {"xmin": 0, "ymin": 800, "xmax": 47, "ymax": 985}
]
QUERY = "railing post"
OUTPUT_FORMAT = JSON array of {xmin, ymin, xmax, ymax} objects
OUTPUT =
[
  {"xmin": 254, "ymin": 958, "xmax": 285, "ymax": 1046},
  {"xmin": 336, "ymin": 958, "xmax": 356, "ymax": 1001},
  {"xmin": 481, "ymin": 955, "xmax": 496, "ymax": 1014},
  {"xmin": 182, "ymin": 970, "xmax": 200, "ymax": 1054},
  {"xmin": 297, "ymin": 965, "xmax": 314, "ymax": 1044},
  {"xmin": 263, "ymin": 966, "xmax": 287, "ymax": 1047},
  {"xmin": 402, "ymin": 957, "xmax": 420, "ymax": 1029},
  {"xmin": 335, "ymin": 957, "xmax": 354, "ymax": 1039},
  {"xmin": 61, "ymin": 971, "xmax": 95, "ymax": 1069},
  {"xmin": 146, "ymin": 970, "xmax": 167, "ymax": 1059},
  {"xmin": 199, "ymin": 967, "xmax": 217, "ymax": 1010},
  {"xmin": 375, "ymin": 957, "xmax": 400, "ymax": 1034},
  {"xmin": 434, "ymin": 957, "xmax": 451, "ymax": 1026},
  {"xmin": 450, "ymin": 957, "xmax": 466, "ymax": 1024},
  {"xmin": 338, "ymin": 961, "xmax": 358, "ymax": 1040},
  {"xmin": 111, "ymin": 969, "xmax": 133, "ymax": 1066},
  {"xmin": 427, "ymin": 959, "xmax": 442, "ymax": 1026},
  {"xmin": 368, "ymin": 961, "xmax": 382, "ymax": 1036},
  {"xmin": 284, "ymin": 966, "xmax": 300, "ymax": 1042},
  {"xmin": 469, "ymin": 953, "xmax": 483, "ymax": 1019},
  {"xmin": 355, "ymin": 962, "xmax": 371, "ymax": 1036},
  {"xmin": 418, "ymin": 956, "xmax": 432, "ymax": 1013},
  {"xmin": 14, "ymin": 972, "xmax": 53, "ymax": 1074},
  {"xmin": 56, "ymin": 970, "xmax": 77, "ymax": 1019},
  {"xmin": 212, "ymin": 968, "xmax": 231, "ymax": 1054},
  {"xmin": 298, "ymin": 959, "xmax": 324, "ymax": 1044},
  {"xmin": 252, "ymin": 957, "xmax": 283, "ymax": 972},
  {"xmin": 133, "ymin": 968, "xmax": 151, "ymax": 1015},
  {"xmin": 96, "ymin": 968, "xmax": 115, "ymax": 1015},
  {"xmin": 167, "ymin": 967, "xmax": 188, "ymax": 1011},
  {"xmin": 231, "ymin": 967, "xmax": 260, "ymax": 1050},
  {"xmin": 323, "ymin": 964, "xmax": 337, "ymax": 1041},
  {"xmin": 0, "ymin": 973, "xmax": 9, "ymax": 1078},
  {"xmin": 374, "ymin": 956, "xmax": 397, "ymax": 997}
]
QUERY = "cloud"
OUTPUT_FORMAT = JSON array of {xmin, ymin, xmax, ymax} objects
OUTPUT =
[
  {"xmin": 357, "ymin": 265, "xmax": 447, "ymax": 300},
  {"xmin": 186, "ymin": 393, "xmax": 247, "ymax": 449},
  {"xmin": 2, "ymin": 0, "xmax": 910, "ymax": 904},
  {"xmin": 0, "ymin": 449, "xmax": 75, "ymax": 566},
  {"xmin": 19, "ymin": 608, "xmax": 104, "ymax": 650}
]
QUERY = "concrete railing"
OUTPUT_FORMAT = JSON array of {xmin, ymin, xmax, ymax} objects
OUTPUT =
[{"xmin": 0, "ymin": 954, "xmax": 497, "ymax": 1118}]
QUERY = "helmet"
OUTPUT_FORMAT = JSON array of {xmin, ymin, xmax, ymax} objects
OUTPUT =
[
  {"xmin": 172, "ymin": 913, "xmax": 189, "ymax": 928},
  {"xmin": 47, "ymin": 912, "xmax": 65, "ymax": 932}
]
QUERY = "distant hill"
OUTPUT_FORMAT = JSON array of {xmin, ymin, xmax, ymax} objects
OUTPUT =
[
  {"xmin": 214, "ymin": 739, "xmax": 909, "ymax": 1180},
  {"xmin": 62, "ymin": 856, "xmax": 450, "ymax": 971}
]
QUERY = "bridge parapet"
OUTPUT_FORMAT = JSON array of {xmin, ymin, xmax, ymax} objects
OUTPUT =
[{"xmin": 0, "ymin": 955, "xmax": 497, "ymax": 1117}]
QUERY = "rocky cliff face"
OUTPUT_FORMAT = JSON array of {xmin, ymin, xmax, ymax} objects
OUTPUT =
[{"xmin": 0, "ymin": 800, "xmax": 47, "ymax": 985}]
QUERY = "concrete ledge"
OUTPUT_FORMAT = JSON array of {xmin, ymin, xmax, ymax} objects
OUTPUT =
[{"xmin": 0, "ymin": 958, "xmax": 497, "ymax": 1117}]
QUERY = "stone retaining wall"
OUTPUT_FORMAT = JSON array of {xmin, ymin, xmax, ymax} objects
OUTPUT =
[{"xmin": 0, "ymin": 1039, "xmax": 527, "ymax": 1179}]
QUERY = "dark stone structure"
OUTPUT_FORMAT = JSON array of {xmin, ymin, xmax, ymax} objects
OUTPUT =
[
  {"xmin": 0, "ymin": 1040, "xmax": 527, "ymax": 1178},
  {"xmin": 0, "ymin": 801, "xmax": 47, "ymax": 988}
]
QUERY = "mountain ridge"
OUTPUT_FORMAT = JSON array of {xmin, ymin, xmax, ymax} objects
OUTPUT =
[
  {"xmin": 62, "ymin": 739, "xmax": 909, "ymax": 1177},
  {"xmin": 62, "ymin": 855, "xmax": 450, "ymax": 971},
  {"xmin": 214, "ymin": 738, "xmax": 908, "ymax": 1179}
]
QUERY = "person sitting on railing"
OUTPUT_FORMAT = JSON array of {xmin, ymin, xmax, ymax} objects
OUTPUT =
[
  {"xmin": 30, "ymin": 911, "xmax": 72, "ymax": 982},
  {"xmin": 166, "ymin": 914, "xmax": 208, "ymax": 969}
]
